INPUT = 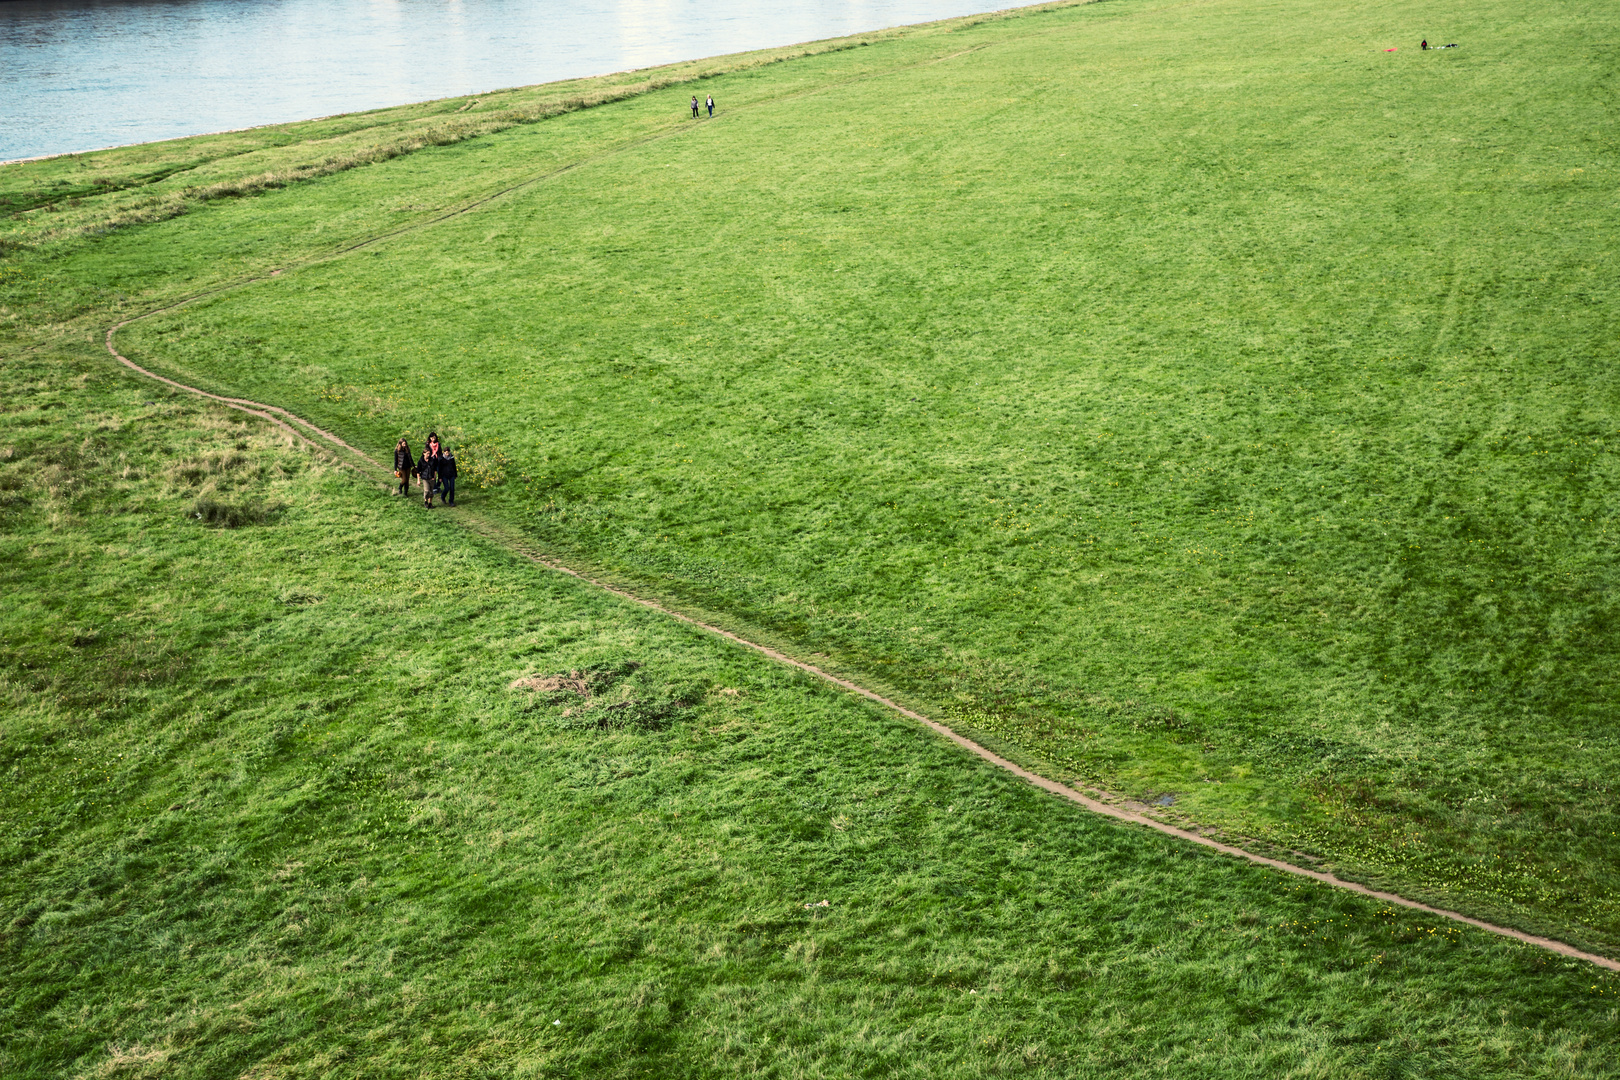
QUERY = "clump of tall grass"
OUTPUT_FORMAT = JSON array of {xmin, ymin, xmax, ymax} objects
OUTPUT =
[
  {"xmin": 457, "ymin": 438, "xmax": 512, "ymax": 488},
  {"xmin": 190, "ymin": 494, "xmax": 280, "ymax": 528}
]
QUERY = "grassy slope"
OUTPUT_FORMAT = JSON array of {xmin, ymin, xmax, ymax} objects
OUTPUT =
[
  {"xmin": 61, "ymin": 0, "xmax": 1619, "ymax": 950},
  {"xmin": 3, "ymin": 342, "xmax": 1619, "ymax": 1079},
  {"xmin": 3, "ymin": 0, "xmax": 1620, "ymax": 1073}
]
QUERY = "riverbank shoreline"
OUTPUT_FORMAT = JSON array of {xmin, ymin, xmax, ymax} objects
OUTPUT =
[
  {"xmin": 1, "ymin": 0, "xmax": 1042, "ymax": 162},
  {"xmin": 0, "ymin": 1, "xmax": 1085, "ymax": 236}
]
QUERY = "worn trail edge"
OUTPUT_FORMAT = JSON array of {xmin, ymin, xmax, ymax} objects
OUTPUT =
[{"xmin": 105, "ymin": 326, "xmax": 1620, "ymax": 973}]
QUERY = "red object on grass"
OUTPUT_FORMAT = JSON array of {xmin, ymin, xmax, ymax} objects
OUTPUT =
[{"xmin": 1385, "ymin": 47, "xmax": 1398, "ymax": 51}]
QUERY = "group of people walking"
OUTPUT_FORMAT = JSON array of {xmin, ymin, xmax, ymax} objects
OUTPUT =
[
  {"xmin": 691, "ymin": 94, "xmax": 714, "ymax": 118},
  {"xmin": 393, "ymin": 432, "xmax": 457, "ymax": 508}
]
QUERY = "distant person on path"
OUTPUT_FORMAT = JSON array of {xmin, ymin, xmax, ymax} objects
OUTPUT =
[
  {"xmin": 692, "ymin": 96, "xmax": 700, "ymax": 118},
  {"xmin": 438, "ymin": 444, "xmax": 458, "ymax": 506},
  {"xmin": 393, "ymin": 435, "xmax": 413, "ymax": 496},
  {"xmin": 706, "ymin": 95, "xmax": 714, "ymax": 117},
  {"xmin": 418, "ymin": 433, "xmax": 442, "ymax": 508},
  {"xmin": 1421, "ymin": 38, "xmax": 1429, "ymax": 50}
]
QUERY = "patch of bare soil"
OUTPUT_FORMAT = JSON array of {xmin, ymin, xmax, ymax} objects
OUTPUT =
[
  {"xmin": 509, "ymin": 672, "xmax": 591, "ymax": 695},
  {"xmin": 509, "ymin": 661, "xmax": 638, "ymax": 699},
  {"xmin": 509, "ymin": 662, "xmax": 696, "ymax": 731}
]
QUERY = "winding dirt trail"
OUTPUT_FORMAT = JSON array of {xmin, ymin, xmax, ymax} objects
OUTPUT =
[
  {"xmin": 93, "ymin": 17, "xmax": 1620, "ymax": 968},
  {"xmin": 104, "ymin": 326, "xmax": 1620, "ymax": 974}
]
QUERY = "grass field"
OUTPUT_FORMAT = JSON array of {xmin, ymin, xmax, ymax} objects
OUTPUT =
[
  {"xmin": 5, "ymin": 0, "xmax": 1620, "ymax": 1072},
  {"xmin": 5, "ymin": 343, "xmax": 1620, "ymax": 1078}
]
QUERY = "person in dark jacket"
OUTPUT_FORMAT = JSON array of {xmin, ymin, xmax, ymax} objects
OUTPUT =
[
  {"xmin": 417, "ymin": 434, "xmax": 441, "ymax": 508},
  {"xmin": 393, "ymin": 436, "xmax": 413, "ymax": 496},
  {"xmin": 438, "ymin": 444, "xmax": 458, "ymax": 506}
]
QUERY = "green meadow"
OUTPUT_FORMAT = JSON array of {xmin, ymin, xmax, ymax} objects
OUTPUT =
[
  {"xmin": 4, "ymin": 0, "xmax": 1620, "ymax": 1072},
  {"xmin": 4, "ymin": 336, "xmax": 1619, "ymax": 1079}
]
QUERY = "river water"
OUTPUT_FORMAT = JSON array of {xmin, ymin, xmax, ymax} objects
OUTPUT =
[{"xmin": 2, "ymin": 0, "xmax": 1005, "ymax": 161}]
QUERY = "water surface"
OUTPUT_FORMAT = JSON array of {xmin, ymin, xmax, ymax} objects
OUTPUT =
[{"xmin": 2, "ymin": 0, "xmax": 1004, "ymax": 161}]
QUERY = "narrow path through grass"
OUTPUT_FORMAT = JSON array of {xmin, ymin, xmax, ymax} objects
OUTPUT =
[
  {"xmin": 104, "ymin": 309, "xmax": 1620, "ymax": 974},
  {"xmin": 5, "ymin": 334, "xmax": 1618, "ymax": 1077},
  {"xmin": 38, "ymin": 0, "xmax": 1617, "ymax": 956},
  {"xmin": 7, "ymin": 0, "xmax": 1620, "ymax": 1069}
]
